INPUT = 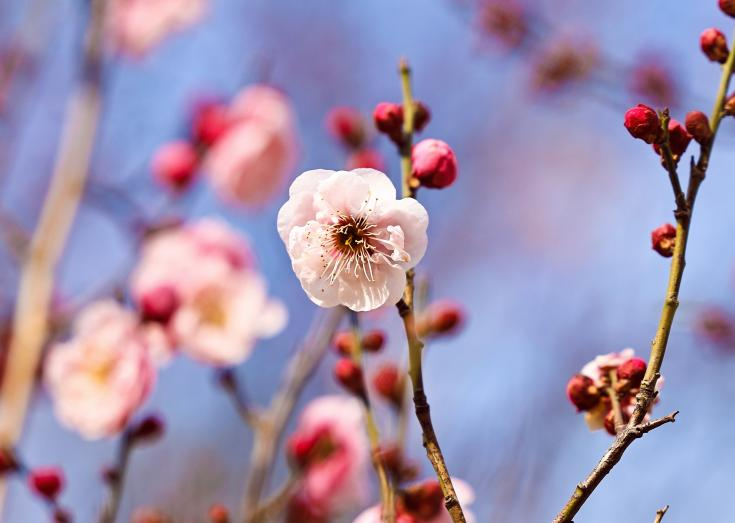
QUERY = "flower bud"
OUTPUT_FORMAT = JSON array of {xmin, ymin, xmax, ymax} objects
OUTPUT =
[
  {"xmin": 421, "ymin": 300, "xmax": 465, "ymax": 338},
  {"xmin": 333, "ymin": 358, "xmax": 365, "ymax": 397},
  {"xmin": 362, "ymin": 330, "xmax": 386, "ymax": 353},
  {"xmin": 53, "ymin": 508, "xmax": 71, "ymax": 523},
  {"xmin": 651, "ymin": 223, "xmax": 676, "ymax": 258},
  {"xmin": 139, "ymin": 285, "xmax": 179, "ymax": 324},
  {"xmin": 373, "ymin": 102, "xmax": 404, "ymax": 142},
  {"xmin": 685, "ymin": 111, "xmax": 712, "ymax": 144},
  {"xmin": 326, "ymin": 106, "xmax": 366, "ymax": 149},
  {"xmin": 700, "ymin": 28, "xmax": 729, "ymax": 63},
  {"xmin": 617, "ymin": 357, "xmax": 647, "ymax": 387},
  {"xmin": 192, "ymin": 100, "xmax": 231, "ymax": 146},
  {"xmin": 566, "ymin": 374, "xmax": 600, "ymax": 411},
  {"xmin": 725, "ymin": 93, "xmax": 735, "ymax": 116},
  {"xmin": 332, "ymin": 331, "xmax": 356, "ymax": 356},
  {"xmin": 346, "ymin": 148, "xmax": 385, "ymax": 171},
  {"xmin": 208, "ymin": 504, "xmax": 230, "ymax": 523},
  {"xmin": 130, "ymin": 414, "xmax": 165, "ymax": 443},
  {"xmin": 151, "ymin": 141, "xmax": 199, "ymax": 191},
  {"xmin": 695, "ymin": 307, "xmax": 735, "ymax": 347},
  {"xmin": 372, "ymin": 364, "xmax": 404, "ymax": 407},
  {"xmin": 720, "ymin": 0, "xmax": 735, "ymax": 17},
  {"xmin": 29, "ymin": 467, "xmax": 64, "ymax": 500},
  {"xmin": 132, "ymin": 508, "xmax": 169, "ymax": 523},
  {"xmin": 411, "ymin": 139, "xmax": 458, "ymax": 189},
  {"xmin": 401, "ymin": 480, "xmax": 444, "ymax": 519},
  {"xmin": 653, "ymin": 119, "xmax": 692, "ymax": 159},
  {"xmin": 413, "ymin": 101, "xmax": 431, "ymax": 133},
  {"xmin": 623, "ymin": 104, "xmax": 662, "ymax": 144},
  {"xmin": 376, "ymin": 445, "xmax": 418, "ymax": 483},
  {"xmin": 603, "ymin": 410, "xmax": 618, "ymax": 436},
  {"xmin": 0, "ymin": 448, "xmax": 18, "ymax": 475}
]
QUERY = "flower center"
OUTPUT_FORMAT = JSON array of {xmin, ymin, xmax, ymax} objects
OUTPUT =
[{"xmin": 321, "ymin": 213, "xmax": 379, "ymax": 284}]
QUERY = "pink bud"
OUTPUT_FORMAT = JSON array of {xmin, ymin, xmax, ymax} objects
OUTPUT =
[
  {"xmin": 402, "ymin": 480, "xmax": 444, "ymax": 519},
  {"xmin": 373, "ymin": 102, "xmax": 404, "ymax": 142},
  {"xmin": 411, "ymin": 139, "xmax": 458, "ymax": 189},
  {"xmin": 139, "ymin": 285, "xmax": 179, "ymax": 324},
  {"xmin": 208, "ymin": 504, "xmax": 230, "ymax": 523},
  {"xmin": 623, "ymin": 104, "xmax": 662, "ymax": 144},
  {"xmin": 617, "ymin": 357, "xmax": 647, "ymax": 387},
  {"xmin": 345, "ymin": 148, "xmax": 386, "ymax": 171},
  {"xmin": 566, "ymin": 374, "xmax": 600, "ymax": 411},
  {"xmin": 651, "ymin": 223, "xmax": 676, "ymax": 258},
  {"xmin": 192, "ymin": 100, "xmax": 231, "ymax": 146},
  {"xmin": 413, "ymin": 101, "xmax": 432, "ymax": 133},
  {"xmin": 333, "ymin": 358, "xmax": 365, "ymax": 397},
  {"xmin": 29, "ymin": 467, "xmax": 64, "ymax": 500},
  {"xmin": 130, "ymin": 414, "xmax": 165, "ymax": 442},
  {"xmin": 685, "ymin": 111, "xmax": 712, "ymax": 144},
  {"xmin": 326, "ymin": 106, "xmax": 365, "ymax": 149},
  {"xmin": 423, "ymin": 300, "xmax": 465, "ymax": 337},
  {"xmin": 151, "ymin": 141, "xmax": 199, "ymax": 191},
  {"xmin": 653, "ymin": 119, "xmax": 692, "ymax": 159},
  {"xmin": 720, "ymin": 0, "xmax": 735, "ymax": 17},
  {"xmin": 372, "ymin": 364, "xmax": 403, "ymax": 407},
  {"xmin": 700, "ymin": 28, "xmax": 729, "ymax": 63}
]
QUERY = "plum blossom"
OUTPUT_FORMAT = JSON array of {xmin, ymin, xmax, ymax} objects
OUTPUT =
[
  {"xmin": 352, "ymin": 478, "xmax": 476, "ymax": 523},
  {"xmin": 204, "ymin": 86, "xmax": 298, "ymax": 207},
  {"xmin": 130, "ymin": 217, "xmax": 286, "ymax": 366},
  {"xmin": 107, "ymin": 0, "xmax": 207, "ymax": 57},
  {"xmin": 44, "ymin": 300, "xmax": 156, "ymax": 439},
  {"xmin": 286, "ymin": 395, "xmax": 370, "ymax": 517},
  {"xmin": 277, "ymin": 168, "xmax": 429, "ymax": 312}
]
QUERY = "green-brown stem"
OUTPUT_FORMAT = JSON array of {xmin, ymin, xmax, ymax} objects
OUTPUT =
[
  {"xmin": 99, "ymin": 432, "xmax": 134, "ymax": 523},
  {"xmin": 395, "ymin": 59, "xmax": 466, "ymax": 523},
  {"xmin": 606, "ymin": 371, "xmax": 624, "ymax": 434},
  {"xmin": 653, "ymin": 505, "xmax": 669, "ymax": 523},
  {"xmin": 552, "ymin": 29, "xmax": 735, "ymax": 523}
]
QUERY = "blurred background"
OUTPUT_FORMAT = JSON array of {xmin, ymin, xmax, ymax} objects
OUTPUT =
[{"xmin": 2, "ymin": 0, "xmax": 735, "ymax": 521}]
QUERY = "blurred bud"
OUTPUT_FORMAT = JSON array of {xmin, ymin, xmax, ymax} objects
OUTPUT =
[
  {"xmin": 132, "ymin": 508, "xmax": 170, "ymax": 523},
  {"xmin": 0, "ymin": 448, "xmax": 18, "ymax": 475},
  {"xmin": 700, "ymin": 28, "xmax": 729, "ymax": 63},
  {"xmin": 566, "ymin": 374, "xmax": 600, "ymax": 411},
  {"xmin": 478, "ymin": 1, "xmax": 528, "ymax": 49},
  {"xmin": 724, "ymin": 92, "xmax": 735, "ymax": 116},
  {"xmin": 376, "ymin": 445, "xmax": 419, "ymax": 483},
  {"xmin": 208, "ymin": 504, "xmax": 230, "ymax": 523},
  {"xmin": 373, "ymin": 102, "xmax": 404, "ymax": 142},
  {"xmin": 192, "ymin": 100, "xmax": 231, "ymax": 146},
  {"xmin": 695, "ymin": 307, "xmax": 735, "ymax": 347},
  {"xmin": 617, "ymin": 357, "xmax": 647, "ymax": 387},
  {"xmin": 372, "ymin": 364, "xmax": 404, "ymax": 407},
  {"xmin": 685, "ymin": 111, "xmax": 712, "ymax": 144},
  {"xmin": 653, "ymin": 119, "xmax": 692, "ymax": 159},
  {"xmin": 412, "ymin": 101, "xmax": 431, "ymax": 133},
  {"xmin": 603, "ymin": 410, "xmax": 618, "ymax": 436},
  {"xmin": 139, "ymin": 285, "xmax": 179, "ymax": 324},
  {"xmin": 326, "ymin": 107, "xmax": 366, "ymax": 149},
  {"xmin": 286, "ymin": 494, "xmax": 328, "ymax": 523},
  {"xmin": 651, "ymin": 223, "xmax": 676, "ymax": 258},
  {"xmin": 333, "ymin": 358, "xmax": 365, "ymax": 397},
  {"xmin": 28, "ymin": 467, "xmax": 64, "ymax": 501},
  {"xmin": 411, "ymin": 139, "xmax": 458, "ymax": 189},
  {"xmin": 629, "ymin": 57, "xmax": 679, "ymax": 109},
  {"xmin": 130, "ymin": 414, "xmax": 165, "ymax": 443},
  {"xmin": 346, "ymin": 148, "xmax": 386, "ymax": 171},
  {"xmin": 362, "ymin": 330, "xmax": 386, "ymax": 353},
  {"xmin": 623, "ymin": 104, "xmax": 662, "ymax": 144},
  {"xmin": 151, "ymin": 141, "xmax": 199, "ymax": 191},
  {"xmin": 101, "ymin": 466, "xmax": 120, "ymax": 485},
  {"xmin": 401, "ymin": 480, "xmax": 444, "ymax": 519},
  {"xmin": 531, "ymin": 41, "xmax": 597, "ymax": 93},
  {"xmin": 720, "ymin": 0, "xmax": 735, "ymax": 17},
  {"xmin": 332, "ymin": 331, "xmax": 356, "ymax": 356},
  {"xmin": 421, "ymin": 300, "xmax": 465, "ymax": 338},
  {"xmin": 53, "ymin": 508, "xmax": 71, "ymax": 523}
]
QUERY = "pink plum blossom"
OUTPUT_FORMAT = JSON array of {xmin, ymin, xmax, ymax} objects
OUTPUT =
[
  {"xmin": 287, "ymin": 395, "xmax": 370, "ymax": 516},
  {"xmin": 204, "ymin": 85, "xmax": 298, "ymax": 207},
  {"xmin": 277, "ymin": 168, "xmax": 429, "ymax": 312},
  {"xmin": 107, "ymin": 0, "xmax": 207, "ymax": 57},
  {"xmin": 44, "ymin": 300, "xmax": 156, "ymax": 439}
]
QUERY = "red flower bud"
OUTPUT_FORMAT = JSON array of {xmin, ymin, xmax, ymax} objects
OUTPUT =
[
  {"xmin": 617, "ymin": 357, "xmax": 647, "ymax": 387},
  {"xmin": 701, "ymin": 28, "xmax": 729, "ymax": 63},
  {"xmin": 423, "ymin": 300, "xmax": 465, "ymax": 337},
  {"xmin": 151, "ymin": 141, "xmax": 199, "ymax": 191},
  {"xmin": 651, "ymin": 223, "xmax": 676, "ymax": 258},
  {"xmin": 623, "ymin": 104, "xmax": 662, "ymax": 144},
  {"xmin": 413, "ymin": 101, "xmax": 431, "ymax": 133},
  {"xmin": 0, "ymin": 448, "xmax": 18, "ymax": 475},
  {"xmin": 653, "ymin": 119, "xmax": 692, "ymax": 159},
  {"xmin": 720, "ymin": 0, "xmax": 735, "ymax": 17},
  {"xmin": 566, "ymin": 374, "xmax": 600, "ymax": 411},
  {"xmin": 332, "ymin": 331, "xmax": 356, "ymax": 356},
  {"xmin": 362, "ymin": 330, "xmax": 386, "ymax": 353},
  {"xmin": 208, "ymin": 504, "xmax": 230, "ymax": 523},
  {"xmin": 401, "ymin": 480, "xmax": 444, "ymax": 519},
  {"xmin": 603, "ymin": 410, "xmax": 618, "ymax": 436},
  {"xmin": 29, "ymin": 467, "xmax": 64, "ymax": 500},
  {"xmin": 725, "ymin": 92, "xmax": 735, "ymax": 116},
  {"xmin": 372, "ymin": 364, "xmax": 404, "ymax": 407},
  {"xmin": 411, "ymin": 139, "xmax": 458, "ymax": 189},
  {"xmin": 130, "ymin": 414, "xmax": 165, "ymax": 443},
  {"xmin": 346, "ymin": 148, "xmax": 386, "ymax": 171},
  {"xmin": 139, "ymin": 285, "xmax": 179, "ymax": 324},
  {"xmin": 326, "ymin": 107, "xmax": 366, "ymax": 149},
  {"xmin": 333, "ymin": 358, "xmax": 365, "ymax": 397},
  {"xmin": 373, "ymin": 102, "xmax": 404, "ymax": 142},
  {"xmin": 685, "ymin": 111, "xmax": 712, "ymax": 144},
  {"xmin": 376, "ymin": 445, "xmax": 419, "ymax": 483},
  {"xmin": 53, "ymin": 508, "xmax": 72, "ymax": 523},
  {"xmin": 192, "ymin": 100, "xmax": 231, "ymax": 146}
]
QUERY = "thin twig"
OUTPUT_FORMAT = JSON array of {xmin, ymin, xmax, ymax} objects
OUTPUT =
[
  {"xmin": 552, "ymin": 30, "xmax": 735, "ymax": 523},
  {"xmin": 394, "ymin": 58, "xmax": 466, "ymax": 523},
  {"xmin": 242, "ymin": 307, "xmax": 345, "ymax": 523},
  {"xmin": 248, "ymin": 474, "xmax": 300, "ymax": 523},
  {"xmin": 653, "ymin": 504, "xmax": 669, "ymax": 523},
  {"xmin": 98, "ymin": 433, "xmax": 134, "ymax": 523},
  {"xmin": 218, "ymin": 370, "xmax": 264, "ymax": 430},
  {"xmin": 606, "ymin": 371, "xmax": 624, "ymax": 434}
]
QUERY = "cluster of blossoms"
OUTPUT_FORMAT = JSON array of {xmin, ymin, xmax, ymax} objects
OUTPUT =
[
  {"xmin": 153, "ymin": 85, "xmax": 298, "ymax": 207},
  {"xmin": 566, "ymin": 349, "xmax": 658, "ymax": 435}
]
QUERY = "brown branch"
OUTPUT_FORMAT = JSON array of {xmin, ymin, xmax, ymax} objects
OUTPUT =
[
  {"xmin": 98, "ymin": 433, "xmax": 134, "ymax": 523},
  {"xmin": 653, "ymin": 504, "xmax": 669, "ymax": 523}
]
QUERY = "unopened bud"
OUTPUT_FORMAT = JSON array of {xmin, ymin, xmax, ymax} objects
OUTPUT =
[
  {"xmin": 130, "ymin": 414, "xmax": 165, "ymax": 443},
  {"xmin": 701, "ymin": 28, "xmax": 729, "ymax": 63},
  {"xmin": 401, "ymin": 480, "xmax": 444, "ymax": 520},
  {"xmin": 411, "ymin": 139, "xmax": 458, "ymax": 189},
  {"xmin": 624, "ymin": 104, "xmax": 662, "ymax": 144},
  {"xmin": 653, "ymin": 119, "xmax": 692, "ymax": 159},
  {"xmin": 685, "ymin": 111, "xmax": 712, "ymax": 144},
  {"xmin": 333, "ymin": 358, "xmax": 365, "ymax": 397},
  {"xmin": 373, "ymin": 102, "xmax": 404, "ymax": 142},
  {"xmin": 616, "ymin": 357, "xmax": 647, "ymax": 387},
  {"xmin": 372, "ymin": 364, "xmax": 404, "ymax": 407},
  {"xmin": 566, "ymin": 374, "xmax": 600, "ymax": 411},
  {"xmin": 720, "ymin": 0, "xmax": 735, "ymax": 18},
  {"xmin": 651, "ymin": 223, "xmax": 676, "ymax": 258},
  {"xmin": 346, "ymin": 148, "xmax": 385, "ymax": 171},
  {"xmin": 192, "ymin": 100, "xmax": 231, "ymax": 146},
  {"xmin": 28, "ymin": 467, "xmax": 64, "ymax": 501},
  {"xmin": 151, "ymin": 141, "xmax": 199, "ymax": 191},
  {"xmin": 412, "ymin": 101, "xmax": 431, "ymax": 133},
  {"xmin": 139, "ymin": 285, "xmax": 179, "ymax": 324},
  {"xmin": 208, "ymin": 504, "xmax": 230, "ymax": 523},
  {"xmin": 326, "ymin": 107, "xmax": 366, "ymax": 149}
]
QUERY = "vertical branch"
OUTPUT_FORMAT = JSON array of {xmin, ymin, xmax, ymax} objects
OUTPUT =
[
  {"xmin": 395, "ymin": 59, "xmax": 466, "ymax": 523},
  {"xmin": 98, "ymin": 433, "xmax": 134, "ymax": 523},
  {"xmin": 0, "ymin": 0, "xmax": 107, "ymax": 515}
]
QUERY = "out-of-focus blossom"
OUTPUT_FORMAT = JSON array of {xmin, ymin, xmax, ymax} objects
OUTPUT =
[
  {"xmin": 346, "ymin": 148, "xmax": 386, "ymax": 171},
  {"xmin": 327, "ymin": 107, "xmax": 366, "ymax": 149},
  {"xmin": 107, "ymin": 0, "xmax": 207, "ymax": 57},
  {"xmin": 372, "ymin": 363, "xmax": 404, "ymax": 408},
  {"xmin": 700, "ymin": 28, "xmax": 729, "ymax": 64},
  {"xmin": 192, "ymin": 99, "xmax": 232, "ymax": 147},
  {"xmin": 653, "ymin": 119, "xmax": 692, "ymax": 160},
  {"xmin": 131, "ymin": 508, "xmax": 170, "ymax": 523},
  {"xmin": 685, "ymin": 111, "xmax": 712, "ymax": 145},
  {"xmin": 333, "ymin": 358, "xmax": 366, "ymax": 397},
  {"xmin": 207, "ymin": 504, "xmax": 230, "ymax": 523},
  {"xmin": 45, "ymin": 301, "xmax": 155, "ymax": 439},
  {"xmin": 477, "ymin": 1, "xmax": 529, "ymax": 50},
  {"xmin": 417, "ymin": 300, "xmax": 466, "ymax": 339},
  {"xmin": 353, "ymin": 478, "xmax": 476, "ymax": 523},
  {"xmin": 530, "ymin": 39, "xmax": 597, "ymax": 94},
  {"xmin": 151, "ymin": 141, "xmax": 199, "ymax": 192},
  {"xmin": 286, "ymin": 395, "xmax": 370, "ymax": 517},
  {"xmin": 694, "ymin": 307, "xmax": 735, "ymax": 348},
  {"xmin": 412, "ymin": 139, "xmax": 458, "ymax": 189},
  {"xmin": 629, "ymin": 56, "xmax": 679, "ymax": 109},
  {"xmin": 566, "ymin": 374, "xmax": 600, "ymax": 412},
  {"xmin": 623, "ymin": 104, "xmax": 662, "ymax": 144},
  {"xmin": 651, "ymin": 223, "xmax": 677, "ymax": 258},
  {"xmin": 205, "ymin": 86, "xmax": 298, "ymax": 207},
  {"xmin": 277, "ymin": 169, "xmax": 428, "ymax": 311}
]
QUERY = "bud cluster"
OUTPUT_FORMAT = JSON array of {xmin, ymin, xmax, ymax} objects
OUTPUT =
[{"xmin": 326, "ymin": 106, "xmax": 386, "ymax": 171}]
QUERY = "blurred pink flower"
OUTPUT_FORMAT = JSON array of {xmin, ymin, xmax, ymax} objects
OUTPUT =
[
  {"xmin": 205, "ymin": 85, "xmax": 298, "ymax": 207},
  {"xmin": 352, "ymin": 478, "xmax": 476, "ymax": 523},
  {"xmin": 277, "ymin": 169, "xmax": 428, "ymax": 311},
  {"xmin": 44, "ymin": 300, "xmax": 155, "ymax": 439},
  {"xmin": 287, "ymin": 395, "xmax": 370, "ymax": 516},
  {"xmin": 107, "ymin": 0, "xmax": 207, "ymax": 57}
]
